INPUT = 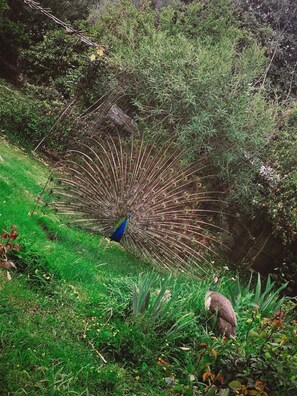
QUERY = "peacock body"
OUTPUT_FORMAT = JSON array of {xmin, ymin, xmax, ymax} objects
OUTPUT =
[
  {"xmin": 205, "ymin": 276, "xmax": 237, "ymax": 338},
  {"xmin": 46, "ymin": 134, "xmax": 226, "ymax": 272}
]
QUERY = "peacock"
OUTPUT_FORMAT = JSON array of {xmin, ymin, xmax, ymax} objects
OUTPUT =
[
  {"xmin": 45, "ymin": 134, "xmax": 228, "ymax": 272},
  {"xmin": 205, "ymin": 276, "xmax": 237, "ymax": 338}
]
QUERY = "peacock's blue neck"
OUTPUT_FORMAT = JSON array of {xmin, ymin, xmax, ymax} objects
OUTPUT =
[{"xmin": 110, "ymin": 216, "xmax": 129, "ymax": 242}]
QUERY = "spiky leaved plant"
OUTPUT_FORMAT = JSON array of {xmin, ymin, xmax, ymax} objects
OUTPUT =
[{"xmin": 45, "ymin": 134, "xmax": 228, "ymax": 273}]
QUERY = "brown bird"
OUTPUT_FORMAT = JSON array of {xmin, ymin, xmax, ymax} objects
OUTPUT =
[{"xmin": 205, "ymin": 277, "xmax": 237, "ymax": 338}]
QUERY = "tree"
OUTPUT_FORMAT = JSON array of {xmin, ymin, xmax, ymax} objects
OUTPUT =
[{"xmin": 233, "ymin": 0, "xmax": 297, "ymax": 100}]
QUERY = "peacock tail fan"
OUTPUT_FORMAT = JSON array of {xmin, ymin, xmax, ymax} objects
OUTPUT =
[{"xmin": 44, "ymin": 134, "xmax": 230, "ymax": 273}]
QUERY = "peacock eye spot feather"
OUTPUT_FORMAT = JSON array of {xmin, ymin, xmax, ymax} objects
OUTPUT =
[{"xmin": 44, "ymin": 135, "xmax": 221, "ymax": 272}]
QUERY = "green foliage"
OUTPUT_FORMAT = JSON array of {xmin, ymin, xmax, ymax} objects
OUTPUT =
[
  {"xmin": 18, "ymin": 22, "xmax": 110, "ymax": 107},
  {"xmin": 0, "ymin": 0, "xmax": 51, "ymax": 82},
  {"xmin": 233, "ymin": 0, "xmax": 297, "ymax": 99},
  {"xmin": 132, "ymin": 272, "xmax": 175, "ymax": 318},
  {"xmin": 229, "ymin": 273, "xmax": 287, "ymax": 316},
  {"xmin": 0, "ymin": 81, "xmax": 56, "ymax": 146},
  {"xmin": 217, "ymin": 307, "xmax": 297, "ymax": 395},
  {"xmin": 12, "ymin": 247, "xmax": 59, "ymax": 292},
  {"xmin": 262, "ymin": 105, "xmax": 297, "ymax": 245},
  {"xmin": 41, "ymin": 0, "xmax": 96, "ymax": 20},
  {"xmin": 18, "ymin": 27, "xmax": 99, "ymax": 99},
  {"xmin": 91, "ymin": 0, "xmax": 276, "ymax": 205},
  {"xmin": 19, "ymin": 29, "xmax": 85, "ymax": 96},
  {"xmin": 132, "ymin": 272, "xmax": 196, "ymax": 338}
]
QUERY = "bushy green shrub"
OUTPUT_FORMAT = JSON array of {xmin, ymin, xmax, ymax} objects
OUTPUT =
[
  {"xmin": 262, "ymin": 105, "xmax": 297, "ymax": 245},
  {"xmin": 0, "ymin": 81, "xmax": 55, "ymax": 146},
  {"xmin": 19, "ymin": 29, "xmax": 87, "ymax": 99},
  {"xmin": 91, "ymin": 0, "xmax": 276, "ymax": 205}
]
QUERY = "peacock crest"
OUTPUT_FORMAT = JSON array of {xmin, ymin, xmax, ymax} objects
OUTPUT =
[{"xmin": 45, "ymin": 134, "xmax": 227, "ymax": 273}]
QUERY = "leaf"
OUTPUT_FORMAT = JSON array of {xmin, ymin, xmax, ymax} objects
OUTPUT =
[
  {"xmin": 0, "ymin": 260, "xmax": 16, "ymax": 269},
  {"xmin": 205, "ymin": 385, "xmax": 217, "ymax": 396},
  {"xmin": 210, "ymin": 349, "xmax": 217, "ymax": 360},
  {"xmin": 255, "ymin": 380, "xmax": 264, "ymax": 391},
  {"xmin": 6, "ymin": 271, "xmax": 12, "ymax": 281},
  {"xmin": 96, "ymin": 47, "xmax": 105, "ymax": 57},
  {"xmin": 0, "ymin": 244, "xmax": 6, "ymax": 254},
  {"xmin": 202, "ymin": 372, "xmax": 215, "ymax": 382},
  {"xmin": 219, "ymin": 389, "xmax": 230, "ymax": 396},
  {"xmin": 180, "ymin": 346, "xmax": 191, "ymax": 351},
  {"xmin": 229, "ymin": 380, "xmax": 242, "ymax": 391},
  {"xmin": 164, "ymin": 377, "xmax": 174, "ymax": 386},
  {"xmin": 158, "ymin": 357, "xmax": 171, "ymax": 366},
  {"xmin": 9, "ymin": 231, "xmax": 19, "ymax": 240},
  {"xmin": 217, "ymin": 375, "xmax": 224, "ymax": 384},
  {"xmin": 189, "ymin": 374, "xmax": 196, "ymax": 381},
  {"xmin": 8, "ymin": 261, "xmax": 17, "ymax": 269}
]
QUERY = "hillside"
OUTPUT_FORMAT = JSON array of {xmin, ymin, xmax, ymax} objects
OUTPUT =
[{"xmin": 0, "ymin": 138, "xmax": 296, "ymax": 395}]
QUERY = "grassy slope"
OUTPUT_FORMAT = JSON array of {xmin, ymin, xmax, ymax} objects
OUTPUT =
[
  {"xmin": 1, "ymin": 138, "xmax": 296, "ymax": 396},
  {"xmin": 0, "ymin": 138, "xmax": 156, "ymax": 395}
]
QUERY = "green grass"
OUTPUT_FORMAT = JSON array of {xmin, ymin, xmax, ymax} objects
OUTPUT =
[
  {"xmin": 0, "ymin": 137, "xmax": 296, "ymax": 395},
  {"xmin": 0, "ymin": 137, "xmax": 152, "ymax": 395}
]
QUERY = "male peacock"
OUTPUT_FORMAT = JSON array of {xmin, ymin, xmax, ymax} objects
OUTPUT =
[{"xmin": 46, "ymin": 134, "xmax": 227, "ymax": 272}]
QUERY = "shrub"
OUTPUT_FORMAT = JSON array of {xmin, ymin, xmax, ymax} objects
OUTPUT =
[
  {"xmin": 19, "ymin": 29, "xmax": 87, "ymax": 98},
  {"xmin": 91, "ymin": 0, "xmax": 276, "ymax": 206},
  {"xmin": 262, "ymin": 105, "xmax": 297, "ymax": 246},
  {"xmin": 0, "ymin": 81, "xmax": 55, "ymax": 146}
]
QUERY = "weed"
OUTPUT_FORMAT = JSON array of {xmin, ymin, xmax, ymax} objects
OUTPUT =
[
  {"xmin": 0, "ymin": 225, "xmax": 20, "ymax": 280},
  {"xmin": 229, "ymin": 272, "xmax": 288, "ymax": 316}
]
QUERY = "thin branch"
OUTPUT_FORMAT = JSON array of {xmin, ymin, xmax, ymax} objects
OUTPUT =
[
  {"xmin": 23, "ymin": 0, "xmax": 105, "ymax": 49},
  {"xmin": 33, "ymin": 95, "xmax": 78, "ymax": 152}
]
